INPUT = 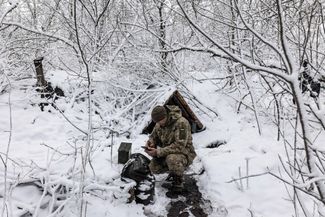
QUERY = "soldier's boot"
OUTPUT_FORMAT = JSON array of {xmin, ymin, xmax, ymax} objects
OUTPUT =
[
  {"xmin": 171, "ymin": 175, "xmax": 184, "ymax": 193},
  {"xmin": 165, "ymin": 175, "xmax": 184, "ymax": 198},
  {"xmin": 161, "ymin": 173, "xmax": 175, "ymax": 189},
  {"xmin": 165, "ymin": 173, "xmax": 175, "ymax": 182}
]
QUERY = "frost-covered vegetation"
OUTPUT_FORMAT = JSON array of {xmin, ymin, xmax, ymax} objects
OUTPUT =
[{"xmin": 0, "ymin": 0, "xmax": 325, "ymax": 216}]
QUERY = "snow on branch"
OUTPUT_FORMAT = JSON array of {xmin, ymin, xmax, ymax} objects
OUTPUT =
[
  {"xmin": 0, "ymin": 1, "xmax": 18, "ymax": 25},
  {"xmin": 2, "ymin": 21, "xmax": 78, "ymax": 51},
  {"xmin": 234, "ymin": 0, "xmax": 291, "ymax": 73},
  {"xmin": 176, "ymin": 0, "xmax": 292, "ymax": 82}
]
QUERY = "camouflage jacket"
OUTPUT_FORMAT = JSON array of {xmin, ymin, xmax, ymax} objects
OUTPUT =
[{"xmin": 149, "ymin": 105, "xmax": 196, "ymax": 164}]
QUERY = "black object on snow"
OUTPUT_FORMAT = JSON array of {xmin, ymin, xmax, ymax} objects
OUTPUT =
[
  {"xmin": 299, "ymin": 60, "xmax": 321, "ymax": 98},
  {"xmin": 206, "ymin": 140, "xmax": 227, "ymax": 149},
  {"xmin": 36, "ymin": 82, "xmax": 65, "ymax": 111},
  {"xmin": 118, "ymin": 142, "xmax": 132, "ymax": 164},
  {"xmin": 121, "ymin": 153, "xmax": 155, "ymax": 205}
]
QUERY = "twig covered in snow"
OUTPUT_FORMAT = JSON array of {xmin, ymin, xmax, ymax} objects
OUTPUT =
[
  {"xmin": 227, "ymin": 172, "xmax": 268, "ymax": 184},
  {"xmin": 176, "ymin": 0, "xmax": 292, "ymax": 81},
  {"xmin": 2, "ymin": 21, "xmax": 77, "ymax": 52},
  {"xmin": 0, "ymin": 70, "xmax": 13, "ymax": 217},
  {"xmin": 0, "ymin": 1, "xmax": 18, "ymax": 25}
]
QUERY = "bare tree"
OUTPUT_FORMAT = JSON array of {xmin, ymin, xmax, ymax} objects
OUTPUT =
[{"xmin": 175, "ymin": 0, "xmax": 325, "ymax": 215}]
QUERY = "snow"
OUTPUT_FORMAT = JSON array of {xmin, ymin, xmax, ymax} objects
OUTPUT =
[
  {"xmin": 187, "ymin": 81, "xmax": 293, "ymax": 217},
  {"xmin": 0, "ymin": 71, "xmax": 321, "ymax": 217}
]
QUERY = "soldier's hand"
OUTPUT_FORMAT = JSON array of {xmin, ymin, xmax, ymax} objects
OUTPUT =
[
  {"xmin": 145, "ymin": 147, "xmax": 157, "ymax": 157},
  {"xmin": 146, "ymin": 140, "xmax": 155, "ymax": 148}
]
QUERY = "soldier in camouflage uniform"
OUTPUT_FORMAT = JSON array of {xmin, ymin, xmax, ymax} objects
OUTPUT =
[{"xmin": 145, "ymin": 105, "xmax": 196, "ymax": 192}]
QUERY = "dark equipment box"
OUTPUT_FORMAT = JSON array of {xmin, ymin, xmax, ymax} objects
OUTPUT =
[{"xmin": 118, "ymin": 142, "xmax": 132, "ymax": 164}]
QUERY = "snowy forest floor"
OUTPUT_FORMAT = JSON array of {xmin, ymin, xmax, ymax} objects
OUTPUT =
[{"xmin": 0, "ymin": 70, "xmax": 320, "ymax": 217}]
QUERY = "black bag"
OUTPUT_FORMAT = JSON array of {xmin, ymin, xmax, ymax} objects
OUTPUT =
[
  {"xmin": 121, "ymin": 153, "xmax": 152, "ymax": 182},
  {"xmin": 121, "ymin": 153, "xmax": 155, "ymax": 205}
]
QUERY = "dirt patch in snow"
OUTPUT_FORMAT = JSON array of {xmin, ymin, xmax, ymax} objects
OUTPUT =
[{"xmin": 166, "ymin": 175, "xmax": 212, "ymax": 217}]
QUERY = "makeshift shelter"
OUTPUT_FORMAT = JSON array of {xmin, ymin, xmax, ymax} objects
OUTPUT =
[{"xmin": 142, "ymin": 90, "xmax": 205, "ymax": 134}]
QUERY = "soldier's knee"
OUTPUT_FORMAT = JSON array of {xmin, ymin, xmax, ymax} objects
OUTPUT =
[
  {"xmin": 166, "ymin": 154, "xmax": 186, "ymax": 164},
  {"xmin": 166, "ymin": 154, "xmax": 178, "ymax": 163},
  {"xmin": 166, "ymin": 154, "xmax": 187, "ymax": 174}
]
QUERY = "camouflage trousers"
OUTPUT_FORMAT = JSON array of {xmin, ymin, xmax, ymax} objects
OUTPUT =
[{"xmin": 149, "ymin": 154, "xmax": 188, "ymax": 176}]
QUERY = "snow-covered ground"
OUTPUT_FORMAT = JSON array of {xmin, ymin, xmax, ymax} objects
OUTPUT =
[
  {"xmin": 0, "ymin": 71, "xmax": 319, "ymax": 217},
  {"xmin": 191, "ymin": 81, "xmax": 293, "ymax": 217}
]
